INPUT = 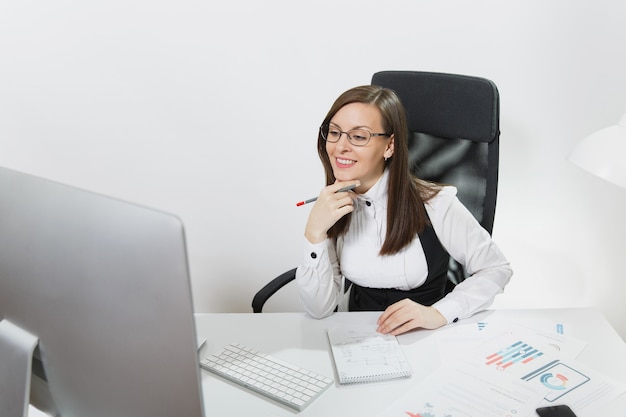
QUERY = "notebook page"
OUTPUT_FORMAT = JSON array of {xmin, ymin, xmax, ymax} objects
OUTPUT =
[{"xmin": 327, "ymin": 325, "xmax": 412, "ymax": 384}]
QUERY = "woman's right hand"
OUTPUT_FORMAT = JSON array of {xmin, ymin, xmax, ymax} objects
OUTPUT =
[{"xmin": 304, "ymin": 181, "xmax": 360, "ymax": 244}]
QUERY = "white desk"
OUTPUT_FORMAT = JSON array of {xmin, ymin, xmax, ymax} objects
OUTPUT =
[{"xmin": 195, "ymin": 308, "xmax": 626, "ymax": 417}]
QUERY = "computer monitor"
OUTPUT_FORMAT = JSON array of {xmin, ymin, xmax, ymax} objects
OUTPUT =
[{"xmin": 0, "ymin": 166, "xmax": 205, "ymax": 417}]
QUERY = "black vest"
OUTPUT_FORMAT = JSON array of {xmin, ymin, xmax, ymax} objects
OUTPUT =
[{"xmin": 348, "ymin": 220, "xmax": 450, "ymax": 311}]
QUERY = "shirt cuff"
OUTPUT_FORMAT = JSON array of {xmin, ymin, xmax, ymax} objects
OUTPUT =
[
  {"xmin": 300, "ymin": 238, "xmax": 329, "ymax": 267},
  {"xmin": 432, "ymin": 298, "xmax": 463, "ymax": 325}
]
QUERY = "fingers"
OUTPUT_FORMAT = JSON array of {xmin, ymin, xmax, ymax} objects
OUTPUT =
[
  {"xmin": 322, "ymin": 181, "xmax": 360, "ymax": 218},
  {"xmin": 328, "ymin": 180, "xmax": 360, "ymax": 194},
  {"xmin": 376, "ymin": 300, "xmax": 412, "ymax": 334},
  {"xmin": 376, "ymin": 300, "xmax": 403, "ymax": 326},
  {"xmin": 376, "ymin": 299, "xmax": 446, "ymax": 336},
  {"xmin": 304, "ymin": 182, "xmax": 359, "ymax": 243},
  {"xmin": 385, "ymin": 321, "xmax": 417, "ymax": 337}
]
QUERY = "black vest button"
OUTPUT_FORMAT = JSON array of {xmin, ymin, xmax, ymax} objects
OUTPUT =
[
  {"xmin": 310, "ymin": 252, "xmax": 317, "ymax": 259},
  {"xmin": 365, "ymin": 201, "xmax": 372, "ymax": 207}
]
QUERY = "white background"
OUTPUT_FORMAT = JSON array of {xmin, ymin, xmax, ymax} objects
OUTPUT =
[{"xmin": 1, "ymin": 1, "xmax": 625, "ymax": 340}]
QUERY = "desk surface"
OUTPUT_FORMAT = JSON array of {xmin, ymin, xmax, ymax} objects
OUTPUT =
[{"xmin": 195, "ymin": 308, "xmax": 626, "ymax": 417}]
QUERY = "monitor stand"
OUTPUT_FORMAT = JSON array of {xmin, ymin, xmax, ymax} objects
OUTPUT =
[{"xmin": 0, "ymin": 319, "xmax": 39, "ymax": 417}]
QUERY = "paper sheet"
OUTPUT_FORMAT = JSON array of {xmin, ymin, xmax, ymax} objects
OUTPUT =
[
  {"xmin": 378, "ymin": 323, "xmax": 625, "ymax": 417},
  {"xmin": 377, "ymin": 362, "xmax": 546, "ymax": 417}
]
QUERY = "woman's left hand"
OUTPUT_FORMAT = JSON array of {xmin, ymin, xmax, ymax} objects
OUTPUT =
[{"xmin": 376, "ymin": 299, "xmax": 447, "ymax": 335}]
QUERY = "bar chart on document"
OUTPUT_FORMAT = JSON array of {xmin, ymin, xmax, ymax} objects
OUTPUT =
[
  {"xmin": 485, "ymin": 339, "xmax": 545, "ymax": 370},
  {"xmin": 484, "ymin": 339, "xmax": 590, "ymax": 402}
]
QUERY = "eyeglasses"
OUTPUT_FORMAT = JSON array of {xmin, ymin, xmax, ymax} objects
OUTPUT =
[{"xmin": 320, "ymin": 124, "xmax": 391, "ymax": 147}]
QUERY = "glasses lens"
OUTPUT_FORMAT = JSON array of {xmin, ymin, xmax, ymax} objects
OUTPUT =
[
  {"xmin": 347, "ymin": 130, "xmax": 370, "ymax": 146},
  {"xmin": 321, "ymin": 125, "xmax": 340, "ymax": 142},
  {"xmin": 320, "ymin": 125, "xmax": 328, "ymax": 140}
]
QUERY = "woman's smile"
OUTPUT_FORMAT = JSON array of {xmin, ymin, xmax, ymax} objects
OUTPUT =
[{"xmin": 335, "ymin": 157, "xmax": 356, "ymax": 168}]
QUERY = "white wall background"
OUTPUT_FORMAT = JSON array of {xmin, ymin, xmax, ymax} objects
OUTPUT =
[{"xmin": 1, "ymin": 1, "xmax": 625, "ymax": 340}]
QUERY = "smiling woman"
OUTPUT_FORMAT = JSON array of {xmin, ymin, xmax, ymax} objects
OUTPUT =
[{"xmin": 295, "ymin": 85, "xmax": 513, "ymax": 336}]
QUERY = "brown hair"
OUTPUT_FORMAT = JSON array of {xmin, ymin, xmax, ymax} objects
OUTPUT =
[{"xmin": 319, "ymin": 85, "xmax": 441, "ymax": 255}]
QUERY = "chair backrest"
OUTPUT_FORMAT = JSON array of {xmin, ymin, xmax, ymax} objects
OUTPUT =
[{"xmin": 371, "ymin": 71, "xmax": 500, "ymax": 285}]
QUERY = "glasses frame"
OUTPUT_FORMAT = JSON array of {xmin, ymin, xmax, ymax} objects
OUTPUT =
[{"xmin": 320, "ymin": 124, "xmax": 391, "ymax": 147}]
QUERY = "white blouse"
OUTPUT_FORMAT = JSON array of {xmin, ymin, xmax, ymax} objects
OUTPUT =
[{"xmin": 295, "ymin": 169, "xmax": 512, "ymax": 324}]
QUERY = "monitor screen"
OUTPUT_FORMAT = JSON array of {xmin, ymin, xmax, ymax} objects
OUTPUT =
[{"xmin": 0, "ymin": 167, "xmax": 205, "ymax": 417}]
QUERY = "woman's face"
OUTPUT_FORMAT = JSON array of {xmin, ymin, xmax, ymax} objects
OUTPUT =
[{"xmin": 326, "ymin": 102, "xmax": 394, "ymax": 193}]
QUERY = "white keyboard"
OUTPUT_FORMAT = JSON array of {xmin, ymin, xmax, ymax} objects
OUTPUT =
[{"xmin": 200, "ymin": 343, "xmax": 333, "ymax": 411}]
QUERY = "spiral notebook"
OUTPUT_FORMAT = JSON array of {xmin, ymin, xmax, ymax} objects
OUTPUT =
[{"xmin": 327, "ymin": 325, "xmax": 412, "ymax": 384}]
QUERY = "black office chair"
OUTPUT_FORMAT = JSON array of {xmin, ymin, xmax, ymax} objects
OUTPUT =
[{"xmin": 252, "ymin": 71, "xmax": 500, "ymax": 313}]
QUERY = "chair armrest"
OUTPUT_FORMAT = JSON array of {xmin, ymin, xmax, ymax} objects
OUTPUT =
[{"xmin": 251, "ymin": 268, "xmax": 297, "ymax": 313}]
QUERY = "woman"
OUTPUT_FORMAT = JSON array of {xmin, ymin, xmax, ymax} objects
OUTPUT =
[{"xmin": 295, "ymin": 85, "xmax": 512, "ymax": 335}]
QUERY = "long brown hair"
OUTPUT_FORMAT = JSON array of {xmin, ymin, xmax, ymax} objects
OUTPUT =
[{"xmin": 319, "ymin": 85, "xmax": 441, "ymax": 255}]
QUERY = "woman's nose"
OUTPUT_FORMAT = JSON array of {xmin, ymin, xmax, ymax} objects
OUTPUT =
[{"xmin": 335, "ymin": 132, "xmax": 352, "ymax": 150}]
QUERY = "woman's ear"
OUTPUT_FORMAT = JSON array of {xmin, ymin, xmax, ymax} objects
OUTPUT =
[{"xmin": 384, "ymin": 135, "xmax": 395, "ymax": 159}]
